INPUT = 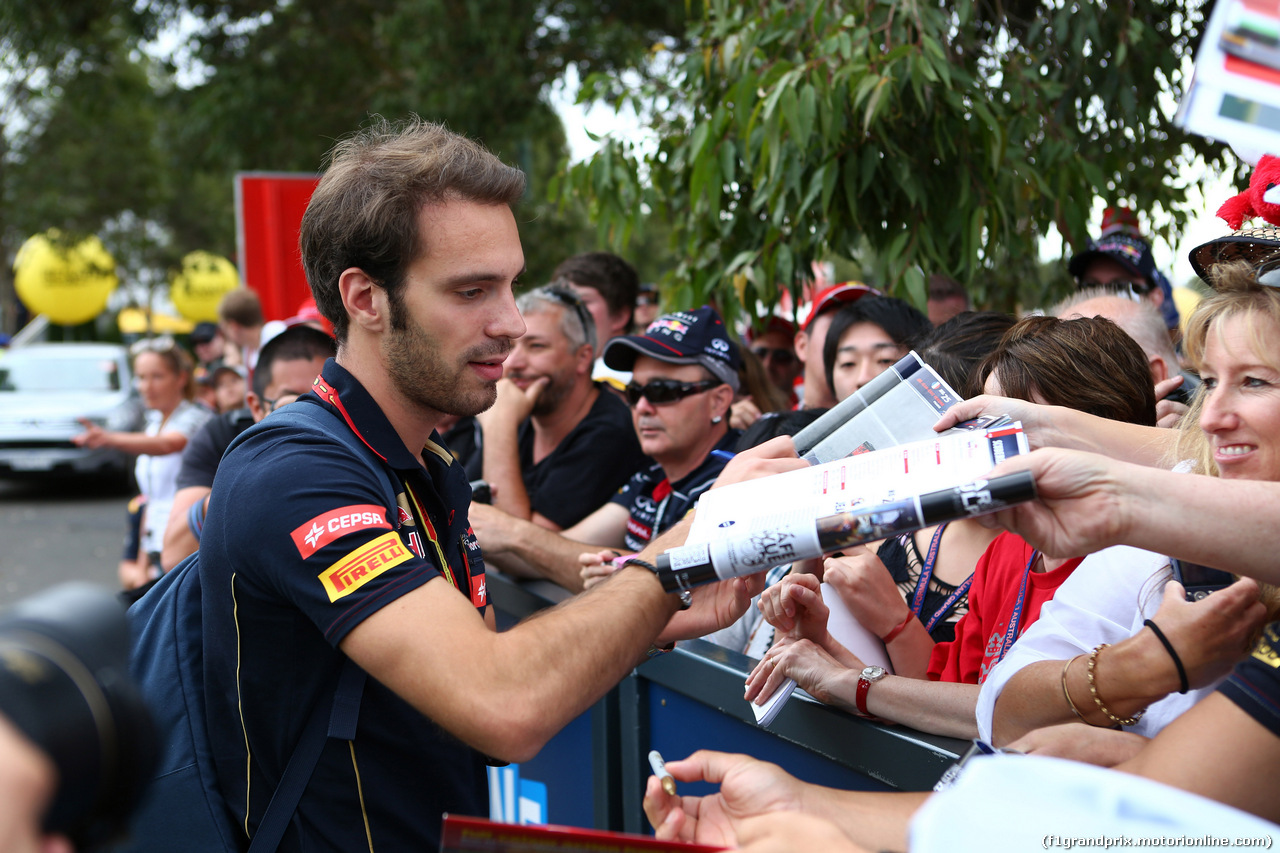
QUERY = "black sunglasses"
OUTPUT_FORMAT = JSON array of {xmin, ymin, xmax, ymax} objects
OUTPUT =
[
  {"xmin": 624, "ymin": 378, "xmax": 721, "ymax": 407},
  {"xmin": 1078, "ymin": 277, "xmax": 1155, "ymax": 296},
  {"xmin": 540, "ymin": 285, "xmax": 596, "ymax": 346}
]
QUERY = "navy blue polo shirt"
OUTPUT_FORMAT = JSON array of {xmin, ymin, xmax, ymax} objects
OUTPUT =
[
  {"xmin": 1219, "ymin": 621, "xmax": 1280, "ymax": 739},
  {"xmin": 610, "ymin": 429, "xmax": 741, "ymax": 552},
  {"xmin": 199, "ymin": 358, "xmax": 488, "ymax": 852}
]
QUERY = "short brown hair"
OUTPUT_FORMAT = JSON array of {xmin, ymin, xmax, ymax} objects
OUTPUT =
[
  {"xmin": 551, "ymin": 252, "xmax": 639, "ymax": 331},
  {"xmin": 300, "ymin": 116, "xmax": 526, "ymax": 344},
  {"xmin": 977, "ymin": 314, "xmax": 1157, "ymax": 426},
  {"xmin": 218, "ymin": 289, "xmax": 264, "ymax": 328}
]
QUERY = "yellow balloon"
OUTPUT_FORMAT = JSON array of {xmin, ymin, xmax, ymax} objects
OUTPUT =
[
  {"xmin": 13, "ymin": 231, "xmax": 118, "ymax": 326},
  {"xmin": 170, "ymin": 251, "xmax": 240, "ymax": 322}
]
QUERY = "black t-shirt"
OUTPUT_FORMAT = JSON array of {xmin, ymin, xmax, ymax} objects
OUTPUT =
[
  {"xmin": 174, "ymin": 407, "xmax": 255, "ymax": 491},
  {"xmin": 440, "ymin": 416, "xmax": 484, "ymax": 482},
  {"xmin": 1219, "ymin": 621, "xmax": 1280, "ymax": 738},
  {"xmin": 517, "ymin": 385, "xmax": 648, "ymax": 528}
]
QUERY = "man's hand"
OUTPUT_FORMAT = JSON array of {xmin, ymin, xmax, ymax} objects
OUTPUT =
[
  {"xmin": 710, "ymin": 436, "xmax": 807, "ymax": 490},
  {"xmin": 736, "ymin": 813, "xmax": 870, "ymax": 853},
  {"xmin": 467, "ymin": 502, "xmax": 515, "ymax": 556},
  {"xmin": 476, "ymin": 377, "xmax": 545, "ymax": 431},
  {"xmin": 1009, "ymin": 722, "xmax": 1149, "ymax": 767},
  {"xmin": 643, "ymin": 750, "xmax": 808, "ymax": 847},
  {"xmin": 660, "ymin": 574, "xmax": 767, "ymax": 643}
]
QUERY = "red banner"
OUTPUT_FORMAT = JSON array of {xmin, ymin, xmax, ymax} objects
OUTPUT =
[{"xmin": 234, "ymin": 172, "xmax": 320, "ymax": 322}]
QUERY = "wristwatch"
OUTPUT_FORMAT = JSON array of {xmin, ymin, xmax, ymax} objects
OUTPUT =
[{"xmin": 855, "ymin": 665, "xmax": 887, "ymax": 717}]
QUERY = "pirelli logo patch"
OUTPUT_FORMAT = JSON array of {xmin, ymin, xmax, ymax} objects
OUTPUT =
[
  {"xmin": 319, "ymin": 531, "xmax": 411, "ymax": 602},
  {"xmin": 292, "ymin": 504, "xmax": 391, "ymax": 559}
]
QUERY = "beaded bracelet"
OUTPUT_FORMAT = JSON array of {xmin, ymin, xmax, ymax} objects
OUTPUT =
[{"xmin": 1086, "ymin": 644, "xmax": 1145, "ymax": 727}]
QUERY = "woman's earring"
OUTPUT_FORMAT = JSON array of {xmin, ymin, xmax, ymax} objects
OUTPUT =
[{"xmin": 711, "ymin": 415, "xmax": 723, "ymax": 424}]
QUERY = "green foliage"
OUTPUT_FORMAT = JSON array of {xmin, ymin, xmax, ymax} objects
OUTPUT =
[
  {"xmin": 564, "ymin": 0, "xmax": 1228, "ymax": 320},
  {"xmin": 1, "ymin": 1, "xmax": 689, "ymax": 332}
]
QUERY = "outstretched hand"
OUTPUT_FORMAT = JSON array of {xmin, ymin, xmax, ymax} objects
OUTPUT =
[
  {"xmin": 933, "ymin": 395, "xmax": 1056, "ymax": 449},
  {"xmin": 710, "ymin": 436, "xmax": 807, "ymax": 490},
  {"xmin": 662, "ymin": 573, "xmax": 768, "ymax": 643},
  {"xmin": 976, "ymin": 448, "xmax": 1131, "ymax": 559},
  {"xmin": 822, "ymin": 548, "xmax": 912, "ymax": 639},
  {"xmin": 643, "ymin": 750, "xmax": 808, "ymax": 848},
  {"xmin": 758, "ymin": 573, "xmax": 829, "ymax": 642}
]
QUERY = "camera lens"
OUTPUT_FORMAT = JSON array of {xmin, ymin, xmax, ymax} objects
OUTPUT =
[{"xmin": 0, "ymin": 584, "xmax": 157, "ymax": 846}]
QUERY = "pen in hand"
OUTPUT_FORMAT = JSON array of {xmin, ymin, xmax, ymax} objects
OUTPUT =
[{"xmin": 648, "ymin": 749, "xmax": 676, "ymax": 796}]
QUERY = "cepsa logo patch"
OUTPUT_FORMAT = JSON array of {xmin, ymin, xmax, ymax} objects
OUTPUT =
[
  {"xmin": 291, "ymin": 504, "xmax": 391, "ymax": 559},
  {"xmin": 318, "ymin": 531, "xmax": 412, "ymax": 602}
]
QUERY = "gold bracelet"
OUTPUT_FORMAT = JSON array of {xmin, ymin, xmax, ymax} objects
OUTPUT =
[
  {"xmin": 1086, "ymin": 644, "xmax": 1145, "ymax": 727},
  {"xmin": 1060, "ymin": 655, "xmax": 1092, "ymax": 723}
]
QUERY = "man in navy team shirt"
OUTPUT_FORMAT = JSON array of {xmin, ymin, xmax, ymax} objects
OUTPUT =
[{"xmin": 194, "ymin": 118, "xmax": 790, "ymax": 853}]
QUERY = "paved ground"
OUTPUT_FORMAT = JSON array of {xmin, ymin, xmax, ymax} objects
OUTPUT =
[{"xmin": 0, "ymin": 475, "xmax": 130, "ymax": 609}]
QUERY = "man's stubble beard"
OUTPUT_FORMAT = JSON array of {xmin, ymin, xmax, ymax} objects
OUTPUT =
[{"xmin": 384, "ymin": 292, "xmax": 509, "ymax": 418}]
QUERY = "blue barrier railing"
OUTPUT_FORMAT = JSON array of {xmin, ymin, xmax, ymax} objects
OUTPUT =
[{"xmin": 488, "ymin": 571, "xmax": 966, "ymax": 833}]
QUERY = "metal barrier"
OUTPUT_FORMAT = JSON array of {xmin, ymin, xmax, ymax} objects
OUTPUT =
[{"xmin": 488, "ymin": 571, "xmax": 967, "ymax": 832}]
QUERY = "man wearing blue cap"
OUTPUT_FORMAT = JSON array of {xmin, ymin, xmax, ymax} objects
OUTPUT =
[
  {"xmin": 471, "ymin": 305, "xmax": 744, "ymax": 590},
  {"xmin": 1068, "ymin": 207, "xmax": 1180, "ymax": 334}
]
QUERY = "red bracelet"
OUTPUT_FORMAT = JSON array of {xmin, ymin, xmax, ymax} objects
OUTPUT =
[{"xmin": 881, "ymin": 611, "xmax": 915, "ymax": 644}]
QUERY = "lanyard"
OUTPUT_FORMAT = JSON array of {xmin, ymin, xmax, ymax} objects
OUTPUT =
[
  {"xmin": 402, "ymin": 480, "xmax": 464, "ymax": 595},
  {"xmin": 907, "ymin": 524, "xmax": 973, "ymax": 633},
  {"xmin": 993, "ymin": 550, "xmax": 1040, "ymax": 665}
]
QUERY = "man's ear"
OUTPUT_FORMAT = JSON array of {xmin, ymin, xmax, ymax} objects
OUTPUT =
[
  {"xmin": 1149, "ymin": 354, "xmax": 1171, "ymax": 385},
  {"xmin": 246, "ymin": 391, "xmax": 267, "ymax": 423},
  {"xmin": 575, "ymin": 342, "xmax": 596, "ymax": 376},
  {"xmin": 710, "ymin": 382, "xmax": 736, "ymax": 420},
  {"xmin": 339, "ymin": 268, "xmax": 386, "ymax": 335},
  {"xmin": 793, "ymin": 330, "xmax": 810, "ymax": 365}
]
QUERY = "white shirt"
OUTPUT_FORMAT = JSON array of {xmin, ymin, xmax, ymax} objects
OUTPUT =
[
  {"xmin": 134, "ymin": 399, "xmax": 212, "ymax": 555},
  {"xmin": 975, "ymin": 543, "xmax": 1219, "ymax": 742}
]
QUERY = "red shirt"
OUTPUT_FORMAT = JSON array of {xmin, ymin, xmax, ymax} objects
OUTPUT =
[{"xmin": 927, "ymin": 531, "xmax": 1083, "ymax": 684}]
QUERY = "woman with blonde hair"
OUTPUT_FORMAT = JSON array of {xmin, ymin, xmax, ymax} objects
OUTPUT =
[
  {"xmin": 74, "ymin": 337, "xmax": 211, "ymax": 591},
  {"xmin": 978, "ymin": 260, "xmax": 1280, "ymax": 759}
]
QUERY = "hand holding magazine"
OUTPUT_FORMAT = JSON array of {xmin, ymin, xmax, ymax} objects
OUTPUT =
[{"xmin": 657, "ymin": 424, "xmax": 1035, "ymax": 593}]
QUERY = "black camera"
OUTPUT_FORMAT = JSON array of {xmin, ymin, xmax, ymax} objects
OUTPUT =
[{"xmin": 0, "ymin": 584, "xmax": 157, "ymax": 847}]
